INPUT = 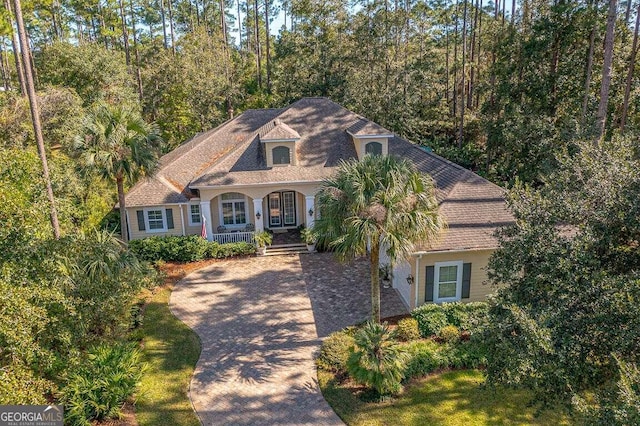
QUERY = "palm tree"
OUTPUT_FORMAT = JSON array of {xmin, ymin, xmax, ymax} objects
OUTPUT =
[
  {"xmin": 73, "ymin": 103, "xmax": 161, "ymax": 242},
  {"xmin": 315, "ymin": 155, "xmax": 445, "ymax": 323}
]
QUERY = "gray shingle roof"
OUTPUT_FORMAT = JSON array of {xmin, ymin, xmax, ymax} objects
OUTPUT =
[{"xmin": 124, "ymin": 97, "xmax": 514, "ymax": 250}]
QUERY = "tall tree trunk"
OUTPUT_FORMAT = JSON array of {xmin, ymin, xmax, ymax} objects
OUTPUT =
[
  {"xmin": 4, "ymin": 0, "xmax": 26, "ymax": 95},
  {"xmin": 12, "ymin": 0, "xmax": 60, "ymax": 239},
  {"xmin": 620, "ymin": 1, "xmax": 640, "ymax": 131},
  {"xmin": 0, "ymin": 41, "xmax": 9, "ymax": 90},
  {"xmin": 453, "ymin": 0, "xmax": 459, "ymax": 117},
  {"xmin": 118, "ymin": 0, "xmax": 131, "ymax": 66},
  {"xmin": 264, "ymin": 0, "xmax": 270, "ymax": 91},
  {"xmin": 237, "ymin": 0, "xmax": 242, "ymax": 47},
  {"xmin": 582, "ymin": 24, "xmax": 597, "ymax": 126},
  {"xmin": 595, "ymin": 0, "xmax": 618, "ymax": 144},
  {"xmin": 459, "ymin": 0, "xmax": 468, "ymax": 148},
  {"xmin": 475, "ymin": 0, "xmax": 482, "ymax": 108},
  {"xmin": 129, "ymin": 0, "xmax": 144, "ymax": 101},
  {"xmin": 370, "ymin": 237, "xmax": 381, "ymax": 323},
  {"xmin": 254, "ymin": 0, "xmax": 262, "ymax": 88},
  {"xmin": 117, "ymin": 175, "xmax": 129, "ymax": 242},
  {"xmin": 220, "ymin": 0, "xmax": 228, "ymax": 44},
  {"xmin": 468, "ymin": 0, "xmax": 479, "ymax": 109},
  {"xmin": 160, "ymin": 0, "xmax": 168, "ymax": 49},
  {"xmin": 511, "ymin": 0, "xmax": 516, "ymax": 24},
  {"xmin": 167, "ymin": 0, "xmax": 176, "ymax": 54},
  {"xmin": 445, "ymin": 13, "xmax": 450, "ymax": 108}
]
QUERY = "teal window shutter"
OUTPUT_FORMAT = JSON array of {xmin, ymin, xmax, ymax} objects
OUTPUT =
[
  {"xmin": 137, "ymin": 210, "xmax": 145, "ymax": 231},
  {"xmin": 462, "ymin": 263, "xmax": 472, "ymax": 299},
  {"xmin": 425, "ymin": 266, "xmax": 435, "ymax": 302},
  {"xmin": 166, "ymin": 209, "xmax": 174, "ymax": 229}
]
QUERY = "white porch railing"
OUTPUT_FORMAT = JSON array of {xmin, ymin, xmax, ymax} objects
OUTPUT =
[{"xmin": 211, "ymin": 231, "xmax": 255, "ymax": 245}]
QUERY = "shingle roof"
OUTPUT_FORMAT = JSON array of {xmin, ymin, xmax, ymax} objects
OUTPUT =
[
  {"xmin": 124, "ymin": 97, "xmax": 514, "ymax": 250},
  {"xmin": 346, "ymin": 117, "xmax": 393, "ymax": 136},
  {"xmin": 261, "ymin": 119, "xmax": 301, "ymax": 141}
]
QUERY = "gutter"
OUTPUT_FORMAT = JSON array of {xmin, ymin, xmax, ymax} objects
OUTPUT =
[{"xmin": 412, "ymin": 247, "xmax": 498, "ymax": 256}]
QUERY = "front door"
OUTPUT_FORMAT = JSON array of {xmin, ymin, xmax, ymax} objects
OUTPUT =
[{"xmin": 268, "ymin": 191, "xmax": 296, "ymax": 227}]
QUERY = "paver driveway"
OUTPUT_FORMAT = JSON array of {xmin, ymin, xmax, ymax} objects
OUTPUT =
[{"xmin": 170, "ymin": 253, "xmax": 408, "ymax": 425}]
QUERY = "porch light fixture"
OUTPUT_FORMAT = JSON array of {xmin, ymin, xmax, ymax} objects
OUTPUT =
[
  {"xmin": 406, "ymin": 274, "xmax": 414, "ymax": 285},
  {"xmin": 308, "ymin": 208, "xmax": 314, "ymax": 217},
  {"xmin": 256, "ymin": 211, "xmax": 261, "ymax": 220}
]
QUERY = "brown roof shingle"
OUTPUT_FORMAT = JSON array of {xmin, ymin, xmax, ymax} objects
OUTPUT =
[{"xmin": 125, "ymin": 97, "xmax": 514, "ymax": 250}]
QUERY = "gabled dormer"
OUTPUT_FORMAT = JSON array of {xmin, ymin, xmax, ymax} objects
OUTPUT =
[
  {"xmin": 260, "ymin": 119, "xmax": 301, "ymax": 167},
  {"xmin": 346, "ymin": 118, "xmax": 394, "ymax": 160}
]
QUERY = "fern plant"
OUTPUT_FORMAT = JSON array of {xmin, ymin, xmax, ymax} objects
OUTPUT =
[{"xmin": 347, "ymin": 321, "xmax": 408, "ymax": 397}]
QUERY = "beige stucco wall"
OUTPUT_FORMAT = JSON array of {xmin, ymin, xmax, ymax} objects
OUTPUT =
[
  {"xmin": 264, "ymin": 141, "xmax": 297, "ymax": 167},
  {"xmin": 127, "ymin": 205, "xmax": 185, "ymax": 240},
  {"xmin": 352, "ymin": 136, "xmax": 389, "ymax": 160},
  {"xmin": 410, "ymin": 249, "xmax": 496, "ymax": 307}
]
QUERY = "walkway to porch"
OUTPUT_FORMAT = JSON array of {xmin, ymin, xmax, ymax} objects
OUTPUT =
[{"xmin": 270, "ymin": 228, "xmax": 302, "ymax": 246}]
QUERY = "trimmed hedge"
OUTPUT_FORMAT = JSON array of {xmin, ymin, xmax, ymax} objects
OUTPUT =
[
  {"xmin": 403, "ymin": 340, "xmax": 444, "ymax": 379},
  {"xmin": 317, "ymin": 330, "xmax": 356, "ymax": 373},
  {"xmin": 412, "ymin": 302, "xmax": 488, "ymax": 338},
  {"xmin": 129, "ymin": 235, "xmax": 255, "ymax": 262}
]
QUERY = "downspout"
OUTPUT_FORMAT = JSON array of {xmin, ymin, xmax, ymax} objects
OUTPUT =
[
  {"xmin": 414, "ymin": 254, "xmax": 423, "ymax": 309},
  {"xmin": 179, "ymin": 204, "xmax": 186, "ymax": 236}
]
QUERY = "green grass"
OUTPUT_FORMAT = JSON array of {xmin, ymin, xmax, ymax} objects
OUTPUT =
[
  {"xmin": 319, "ymin": 369, "xmax": 576, "ymax": 426},
  {"xmin": 135, "ymin": 284, "xmax": 201, "ymax": 426}
]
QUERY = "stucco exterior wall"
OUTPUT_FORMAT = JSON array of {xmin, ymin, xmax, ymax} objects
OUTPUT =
[
  {"xmin": 264, "ymin": 141, "xmax": 298, "ymax": 167},
  {"xmin": 410, "ymin": 249, "xmax": 496, "ymax": 307},
  {"xmin": 351, "ymin": 136, "xmax": 389, "ymax": 160}
]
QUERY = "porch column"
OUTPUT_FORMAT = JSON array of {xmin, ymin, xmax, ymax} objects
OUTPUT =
[
  {"xmin": 253, "ymin": 198, "xmax": 264, "ymax": 232},
  {"xmin": 305, "ymin": 195, "xmax": 315, "ymax": 228},
  {"xmin": 200, "ymin": 200, "xmax": 214, "ymax": 241}
]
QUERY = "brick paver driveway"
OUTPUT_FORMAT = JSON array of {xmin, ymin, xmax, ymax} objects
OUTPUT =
[{"xmin": 170, "ymin": 253, "xmax": 408, "ymax": 425}]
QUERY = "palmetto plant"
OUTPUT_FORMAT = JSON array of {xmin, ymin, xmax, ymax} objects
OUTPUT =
[
  {"xmin": 315, "ymin": 155, "xmax": 445, "ymax": 322},
  {"xmin": 73, "ymin": 103, "xmax": 161, "ymax": 242},
  {"xmin": 347, "ymin": 321, "xmax": 408, "ymax": 397}
]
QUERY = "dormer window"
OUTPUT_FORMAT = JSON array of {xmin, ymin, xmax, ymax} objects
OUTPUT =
[
  {"xmin": 260, "ymin": 119, "xmax": 300, "ymax": 167},
  {"xmin": 272, "ymin": 146, "xmax": 291, "ymax": 165},
  {"xmin": 365, "ymin": 142, "xmax": 383, "ymax": 156}
]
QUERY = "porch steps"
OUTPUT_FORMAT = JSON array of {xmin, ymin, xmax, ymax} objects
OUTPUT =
[{"xmin": 263, "ymin": 243, "xmax": 311, "ymax": 256}]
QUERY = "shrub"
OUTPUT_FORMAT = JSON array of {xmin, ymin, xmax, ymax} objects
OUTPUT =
[
  {"xmin": 441, "ymin": 338, "xmax": 488, "ymax": 369},
  {"xmin": 403, "ymin": 340, "xmax": 444, "ymax": 379},
  {"xmin": 0, "ymin": 364, "xmax": 55, "ymax": 404},
  {"xmin": 347, "ymin": 321, "xmax": 408, "ymax": 397},
  {"xmin": 316, "ymin": 331, "xmax": 356, "ymax": 372},
  {"xmin": 396, "ymin": 317, "xmax": 420, "ymax": 341},
  {"xmin": 60, "ymin": 343, "xmax": 145, "ymax": 425},
  {"xmin": 207, "ymin": 241, "xmax": 255, "ymax": 259},
  {"xmin": 438, "ymin": 325, "xmax": 460, "ymax": 343},
  {"xmin": 411, "ymin": 302, "xmax": 489, "ymax": 337},
  {"xmin": 412, "ymin": 304, "xmax": 448, "ymax": 337},
  {"xmin": 129, "ymin": 236, "xmax": 255, "ymax": 262}
]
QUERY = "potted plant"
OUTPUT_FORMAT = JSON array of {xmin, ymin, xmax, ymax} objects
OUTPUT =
[
  {"xmin": 300, "ymin": 226, "xmax": 317, "ymax": 252},
  {"xmin": 253, "ymin": 231, "xmax": 273, "ymax": 255},
  {"xmin": 379, "ymin": 264, "xmax": 393, "ymax": 288}
]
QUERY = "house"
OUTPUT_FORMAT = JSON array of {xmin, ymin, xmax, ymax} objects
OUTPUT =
[{"xmin": 123, "ymin": 97, "xmax": 514, "ymax": 309}]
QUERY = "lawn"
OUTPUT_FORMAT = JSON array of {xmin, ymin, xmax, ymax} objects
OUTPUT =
[
  {"xmin": 319, "ymin": 369, "xmax": 576, "ymax": 426},
  {"xmin": 134, "ymin": 261, "xmax": 214, "ymax": 426}
]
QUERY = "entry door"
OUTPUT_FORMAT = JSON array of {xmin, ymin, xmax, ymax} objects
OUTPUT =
[
  {"xmin": 268, "ymin": 193, "xmax": 281, "ymax": 227},
  {"xmin": 268, "ymin": 191, "xmax": 296, "ymax": 227}
]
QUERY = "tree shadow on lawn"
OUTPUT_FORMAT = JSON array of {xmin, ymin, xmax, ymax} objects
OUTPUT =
[{"xmin": 324, "ymin": 370, "xmax": 575, "ymax": 426}]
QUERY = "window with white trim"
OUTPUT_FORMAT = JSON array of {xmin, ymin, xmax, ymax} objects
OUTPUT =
[
  {"xmin": 434, "ymin": 260, "xmax": 463, "ymax": 303},
  {"xmin": 220, "ymin": 193, "xmax": 247, "ymax": 226},
  {"xmin": 145, "ymin": 209, "xmax": 167, "ymax": 232},
  {"xmin": 189, "ymin": 204, "xmax": 201, "ymax": 225}
]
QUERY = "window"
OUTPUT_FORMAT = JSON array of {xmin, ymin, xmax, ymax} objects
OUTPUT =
[
  {"xmin": 272, "ymin": 146, "xmax": 291, "ymax": 165},
  {"xmin": 220, "ymin": 193, "xmax": 247, "ymax": 226},
  {"xmin": 434, "ymin": 261, "xmax": 463, "ymax": 303},
  {"xmin": 365, "ymin": 141, "xmax": 383, "ymax": 156},
  {"xmin": 146, "ymin": 209, "xmax": 166, "ymax": 232},
  {"xmin": 189, "ymin": 204, "xmax": 201, "ymax": 226}
]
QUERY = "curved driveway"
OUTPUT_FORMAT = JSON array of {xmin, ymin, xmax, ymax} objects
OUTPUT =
[{"xmin": 169, "ymin": 253, "xmax": 408, "ymax": 425}]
